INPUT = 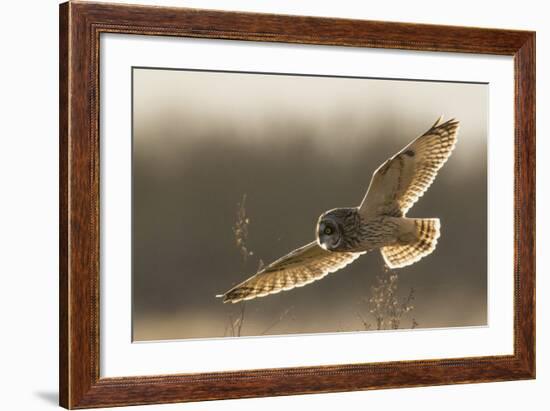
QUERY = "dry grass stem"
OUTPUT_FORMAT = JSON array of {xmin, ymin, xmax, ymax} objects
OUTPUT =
[
  {"xmin": 358, "ymin": 266, "xmax": 418, "ymax": 331},
  {"xmin": 233, "ymin": 194, "xmax": 253, "ymax": 264}
]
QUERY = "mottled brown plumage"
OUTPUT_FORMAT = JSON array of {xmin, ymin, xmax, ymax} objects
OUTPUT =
[{"xmin": 219, "ymin": 117, "xmax": 459, "ymax": 303}]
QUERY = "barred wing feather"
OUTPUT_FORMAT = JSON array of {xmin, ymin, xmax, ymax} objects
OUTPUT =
[
  {"xmin": 219, "ymin": 241, "xmax": 363, "ymax": 303},
  {"xmin": 359, "ymin": 117, "xmax": 459, "ymax": 218}
]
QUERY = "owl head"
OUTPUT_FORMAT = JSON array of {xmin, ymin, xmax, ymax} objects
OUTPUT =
[{"xmin": 316, "ymin": 209, "xmax": 345, "ymax": 251}]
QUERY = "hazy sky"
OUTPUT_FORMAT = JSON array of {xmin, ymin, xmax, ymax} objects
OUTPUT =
[{"xmin": 132, "ymin": 67, "xmax": 488, "ymax": 341}]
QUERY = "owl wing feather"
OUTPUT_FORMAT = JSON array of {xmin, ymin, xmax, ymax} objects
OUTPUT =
[
  {"xmin": 219, "ymin": 241, "xmax": 364, "ymax": 303},
  {"xmin": 359, "ymin": 117, "xmax": 459, "ymax": 218}
]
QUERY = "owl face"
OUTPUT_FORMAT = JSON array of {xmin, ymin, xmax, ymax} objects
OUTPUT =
[{"xmin": 317, "ymin": 215, "xmax": 343, "ymax": 251}]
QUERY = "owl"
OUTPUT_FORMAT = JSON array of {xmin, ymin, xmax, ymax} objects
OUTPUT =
[{"xmin": 218, "ymin": 117, "xmax": 459, "ymax": 303}]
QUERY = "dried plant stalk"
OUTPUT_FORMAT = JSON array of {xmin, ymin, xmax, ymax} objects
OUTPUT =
[
  {"xmin": 358, "ymin": 267, "xmax": 418, "ymax": 331},
  {"xmin": 233, "ymin": 194, "xmax": 253, "ymax": 264},
  {"xmin": 261, "ymin": 306, "xmax": 294, "ymax": 335},
  {"xmin": 226, "ymin": 303, "xmax": 247, "ymax": 337},
  {"xmin": 226, "ymin": 197, "xmax": 294, "ymax": 337}
]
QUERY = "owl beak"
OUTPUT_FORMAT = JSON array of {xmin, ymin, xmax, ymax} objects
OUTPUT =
[{"xmin": 317, "ymin": 222, "xmax": 328, "ymax": 249}]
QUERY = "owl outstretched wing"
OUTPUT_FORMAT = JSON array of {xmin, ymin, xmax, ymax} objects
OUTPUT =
[
  {"xmin": 359, "ymin": 117, "xmax": 459, "ymax": 218},
  {"xmin": 218, "ymin": 242, "xmax": 364, "ymax": 303}
]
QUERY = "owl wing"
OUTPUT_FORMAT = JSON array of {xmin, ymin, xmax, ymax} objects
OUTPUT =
[
  {"xmin": 218, "ymin": 241, "xmax": 364, "ymax": 303},
  {"xmin": 359, "ymin": 117, "xmax": 459, "ymax": 218}
]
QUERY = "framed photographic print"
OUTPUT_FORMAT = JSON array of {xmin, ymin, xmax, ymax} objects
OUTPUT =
[{"xmin": 59, "ymin": 1, "xmax": 535, "ymax": 408}]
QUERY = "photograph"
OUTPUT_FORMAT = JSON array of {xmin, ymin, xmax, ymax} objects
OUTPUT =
[
  {"xmin": 131, "ymin": 67, "xmax": 488, "ymax": 341},
  {"xmin": 0, "ymin": 0, "xmax": 536, "ymax": 409}
]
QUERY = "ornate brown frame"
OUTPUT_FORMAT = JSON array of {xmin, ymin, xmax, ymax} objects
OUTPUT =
[{"xmin": 59, "ymin": 1, "xmax": 535, "ymax": 408}]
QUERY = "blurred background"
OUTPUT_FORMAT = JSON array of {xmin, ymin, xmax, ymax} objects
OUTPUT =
[{"xmin": 132, "ymin": 67, "xmax": 487, "ymax": 341}]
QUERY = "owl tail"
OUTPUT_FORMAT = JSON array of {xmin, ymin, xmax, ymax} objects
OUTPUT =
[{"xmin": 381, "ymin": 219, "xmax": 441, "ymax": 269}]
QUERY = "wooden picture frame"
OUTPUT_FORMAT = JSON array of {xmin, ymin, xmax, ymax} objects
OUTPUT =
[{"xmin": 59, "ymin": 1, "xmax": 535, "ymax": 408}]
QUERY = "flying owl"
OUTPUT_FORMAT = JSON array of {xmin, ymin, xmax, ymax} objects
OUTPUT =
[{"xmin": 218, "ymin": 117, "xmax": 459, "ymax": 303}]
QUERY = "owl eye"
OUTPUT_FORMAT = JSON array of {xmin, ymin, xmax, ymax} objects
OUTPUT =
[{"xmin": 324, "ymin": 226, "xmax": 333, "ymax": 235}]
